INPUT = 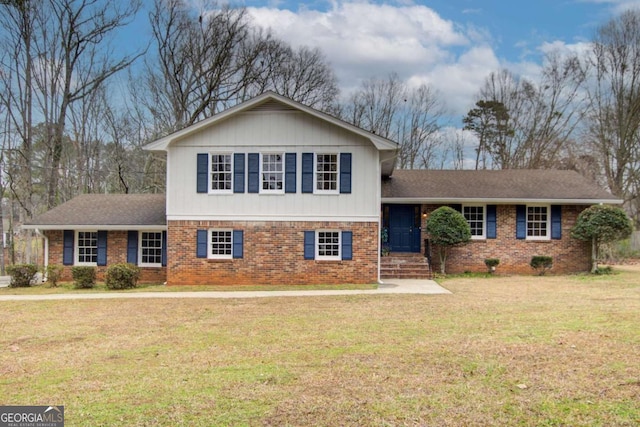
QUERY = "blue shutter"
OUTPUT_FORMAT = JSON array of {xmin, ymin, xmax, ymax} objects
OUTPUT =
[
  {"xmin": 302, "ymin": 153, "xmax": 314, "ymax": 193},
  {"xmin": 97, "ymin": 230, "xmax": 108, "ymax": 266},
  {"xmin": 304, "ymin": 231, "xmax": 315, "ymax": 259},
  {"xmin": 63, "ymin": 230, "xmax": 74, "ymax": 265},
  {"xmin": 551, "ymin": 205, "xmax": 562, "ymax": 240},
  {"xmin": 342, "ymin": 231, "xmax": 353, "ymax": 260},
  {"xmin": 233, "ymin": 230, "xmax": 243, "ymax": 259},
  {"xmin": 450, "ymin": 204, "xmax": 462, "ymax": 212},
  {"xmin": 248, "ymin": 153, "xmax": 259, "ymax": 193},
  {"xmin": 197, "ymin": 153, "xmax": 208, "ymax": 193},
  {"xmin": 161, "ymin": 230, "xmax": 167, "ymax": 266},
  {"xmin": 339, "ymin": 153, "xmax": 352, "ymax": 194},
  {"xmin": 516, "ymin": 205, "xmax": 526, "ymax": 239},
  {"xmin": 196, "ymin": 230, "xmax": 208, "ymax": 258},
  {"xmin": 486, "ymin": 205, "xmax": 497, "ymax": 239},
  {"xmin": 127, "ymin": 231, "xmax": 138, "ymax": 264},
  {"xmin": 285, "ymin": 153, "xmax": 297, "ymax": 193},
  {"xmin": 234, "ymin": 153, "xmax": 245, "ymax": 193}
]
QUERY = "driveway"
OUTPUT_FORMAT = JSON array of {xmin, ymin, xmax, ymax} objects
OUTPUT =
[{"xmin": 0, "ymin": 279, "xmax": 450, "ymax": 301}]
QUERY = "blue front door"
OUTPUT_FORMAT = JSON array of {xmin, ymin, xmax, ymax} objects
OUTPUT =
[{"xmin": 388, "ymin": 205, "xmax": 421, "ymax": 252}]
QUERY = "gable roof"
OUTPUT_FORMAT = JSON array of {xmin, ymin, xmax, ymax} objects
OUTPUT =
[
  {"xmin": 382, "ymin": 169, "xmax": 621, "ymax": 204},
  {"xmin": 23, "ymin": 194, "xmax": 166, "ymax": 230},
  {"xmin": 143, "ymin": 91, "xmax": 399, "ymax": 176}
]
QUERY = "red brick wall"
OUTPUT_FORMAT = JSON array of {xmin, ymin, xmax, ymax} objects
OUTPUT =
[
  {"xmin": 44, "ymin": 230, "xmax": 166, "ymax": 283},
  {"xmin": 167, "ymin": 220, "xmax": 379, "ymax": 286},
  {"xmin": 421, "ymin": 204, "xmax": 591, "ymax": 274}
]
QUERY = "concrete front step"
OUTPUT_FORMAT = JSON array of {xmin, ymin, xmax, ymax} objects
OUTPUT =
[{"xmin": 381, "ymin": 254, "xmax": 432, "ymax": 279}]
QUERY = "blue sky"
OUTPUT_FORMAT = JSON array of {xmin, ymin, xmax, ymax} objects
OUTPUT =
[
  {"xmin": 121, "ymin": 0, "xmax": 640, "ymax": 118},
  {"xmin": 232, "ymin": 0, "xmax": 640, "ymax": 116}
]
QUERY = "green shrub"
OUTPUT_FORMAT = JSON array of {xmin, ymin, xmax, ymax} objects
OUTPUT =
[
  {"xmin": 45, "ymin": 264, "xmax": 64, "ymax": 287},
  {"xmin": 530, "ymin": 256, "xmax": 553, "ymax": 275},
  {"xmin": 594, "ymin": 265, "xmax": 614, "ymax": 275},
  {"xmin": 484, "ymin": 258, "xmax": 500, "ymax": 273},
  {"xmin": 71, "ymin": 266, "xmax": 96, "ymax": 289},
  {"xmin": 6, "ymin": 264, "xmax": 38, "ymax": 287},
  {"xmin": 105, "ymin": 263, "xmax": 141, "ymax": 290}
]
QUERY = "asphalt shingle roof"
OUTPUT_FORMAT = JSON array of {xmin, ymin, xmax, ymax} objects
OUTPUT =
[
  {"xmin": 24, "ymin": 194, "xmax": 166, "ymax": 228},
  {"xmin": 382, "ymin": 169, "xmax": 619, "ymax": 202}
]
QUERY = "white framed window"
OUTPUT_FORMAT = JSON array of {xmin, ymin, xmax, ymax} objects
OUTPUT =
[
  {"xmin": 139, "ymin": 231, "xmax": 163, "ymax": 267},
  {"xmin": 316, "ymin": 230, "xmax": 341, "ymax": 260},
  {"xmin": 76, "ymin": 231, "xmax": 97, "ymax": 265},
  {"xmin": 261, "ymin": 153, "xmax": 284, "ymax": 193},
  {"xmin": 210, "ymin": 153, "xmax": 233, "ymax": 193},
  {"xmin": 315, "ymin": 153, "xmax": 338, "ymax": 193},
  {"xmin": 527, "ymin": 205, "xmax": 550, "ymax": 240},
  {"xmin": 463, "ymin": 205, "xmax": 485, "ymax": 239},
  {"xmin": 209, "ymin": 229, "xmax": 233, "ymax": 259}
]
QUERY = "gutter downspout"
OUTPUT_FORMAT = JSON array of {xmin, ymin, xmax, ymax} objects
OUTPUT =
[{"xmin": 35, "ymin": 229, "xmax": 48, "ymax": 283}]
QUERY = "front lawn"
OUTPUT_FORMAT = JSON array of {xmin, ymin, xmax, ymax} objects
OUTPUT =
[{"xmin": 1, "ymin": 266, "xmax": 638, "ymax": 426}]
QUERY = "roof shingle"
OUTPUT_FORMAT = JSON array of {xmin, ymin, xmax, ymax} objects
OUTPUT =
[
  {"xmin": 382, "ymin": 170, "xmax": 619, "ymax": 203},
  {"xmin": 24, "ymin": 194, "xmax": 166, "ymax": 228}
]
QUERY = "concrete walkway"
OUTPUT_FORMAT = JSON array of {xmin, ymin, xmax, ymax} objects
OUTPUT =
[{"xmin": 0, "ymin": 279, "xmax": 450, "ymax": 301}]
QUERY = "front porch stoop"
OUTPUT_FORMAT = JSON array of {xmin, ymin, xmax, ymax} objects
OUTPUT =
[{"xmin": 381, "ymin": 253, "xmax": 433, "ymax": 279}]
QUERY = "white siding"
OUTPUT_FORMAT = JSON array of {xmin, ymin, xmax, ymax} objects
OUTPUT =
[{"xmin": 166, "ymin": 110, "xmax": 381, "ymax": 221}]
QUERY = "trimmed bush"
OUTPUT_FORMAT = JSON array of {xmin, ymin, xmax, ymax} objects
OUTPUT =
[
  {"xmin": 484, "ymin": 258, "xmax": 500, "ymax": 273},
  {"xmin": 45, "ymin": 264, "xmax": 64, "ymax": 287},
  {"xmin": 530, "ymin": 256, "xmax": 553, "ymax": 276},
  {"xmin": 72, "ymin": 266, "xmax": 96, "ymax": 289},
  {"xmin": 6, "ymin": 264, "xmax": 38, "ymax": 288},
  {"xmin": 105, "ymin": 263, "xmax": 141, "ymax": 290}
]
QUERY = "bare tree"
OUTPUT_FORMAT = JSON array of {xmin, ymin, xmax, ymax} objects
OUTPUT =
[
  {"xmin": 0, "ymin": 0, "xmax": 143, "ymax": 213},
  {"xmin": 143, "ymin": 0, "xmax": 269, "ymax": 132},
  {"xmin": 397, "ymin": 85, "xmax": 446, "ymax": 169},
  {"xmin": 247, "ymin": 42, "xmax": 339, "ymax": 111},
  {"xmin": 583, "ymin": 9, "xmax": 640, "ymax": 224},
  {"xmin": 473, "ymin": 54, "xmax": 585, "ymax": 170},
  {"xmin": 344, "ymin": 73, "xmax": 406, "ymax": 140}
]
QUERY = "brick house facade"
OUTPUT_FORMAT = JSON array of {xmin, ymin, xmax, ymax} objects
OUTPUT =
[
  {"xmin": 24, "ymin": 93, "xmax": 621, "ymax": 285},
  {"xmin": 420, "ymin": 204, "xmax": 590, "ymax": 275},
  {"xmin": 167, "ymin": 220, "xmax": 378, "ymax": 285}
]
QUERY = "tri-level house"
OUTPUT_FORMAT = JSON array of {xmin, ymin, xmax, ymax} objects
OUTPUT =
[{"xmin": 24, "ymin": 92, "xmax": 621, "ymax": 285}]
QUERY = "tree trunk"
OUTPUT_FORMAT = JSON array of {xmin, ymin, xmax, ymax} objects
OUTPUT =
[{"xmin": 591, "ymin": 237, "xmax": 598, "ymax": 274}]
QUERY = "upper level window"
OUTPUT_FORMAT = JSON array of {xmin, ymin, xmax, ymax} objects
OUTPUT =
[
  {"xmin": 76, "ymin": 231, "xmax": 97, "ymax": 265},
  {"xmin": 463, "ymin": 205, "xmax": 485, "ymax": 239},
  {"xmin": 316, "ymin": 154, "xmax": 338, "ymax": 193},
  {"xmin": 261, "ymin": 153, "xmax": 284, "ymax": 193},
  {"xmin": 527, "ymin": 205, "xmax": 549, "ymax": 240},
  {"xmin": 210, "ymin": 154, "xmax": 232, "ymax": 192},
  {"xmin": 140, "ymin": 231, "xmax": 163, "ymax": 266}
]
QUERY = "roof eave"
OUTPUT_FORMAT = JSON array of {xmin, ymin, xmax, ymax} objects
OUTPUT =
[
  {"xmin": 381, "ymin": 197, "xmax": 624, "ymax": 205},
  {"xmin": 23, "ymin": 224, "xmax": 167, "ymax": 231}
]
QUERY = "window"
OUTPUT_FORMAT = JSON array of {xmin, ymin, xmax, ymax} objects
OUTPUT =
[
  {"xmin": 209, "ymin": 229, "xmax": 233, "ymax": 259},
  {"xmin": 315, "ymin": 154, "xmax": 338, "ymax": 192},
  {"xmin": 76, "ymin": 231, "xmax": 97, "ymax": 265},
  {"xmin": 527, "ymin": 205, "xmax": 549, "ymax": 239},
  {"xmin": 140, "ymin": 231, "xmax": 163, "ymax": 266},
  {"xmin": 463, "ymin": 205, "xmax": 485, "ymax": 239},
  {"xmin": 210, "ymin": 154, "xmax": 232, "ymax": 192},
  {"xmin": 317, "ymin": 230, "xmax": 341, "ymax": 260},
  {"xmin": 261, "ymin": 153, "xmax": 284, "ymax": 192}
]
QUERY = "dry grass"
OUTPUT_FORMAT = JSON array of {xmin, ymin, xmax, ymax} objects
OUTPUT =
[{"xmin": 1, "ymin": 266, "xmax": 639, "ymax": 426}]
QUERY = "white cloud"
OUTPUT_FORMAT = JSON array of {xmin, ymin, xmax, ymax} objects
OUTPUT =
[
  {"xmin": 408, "ymin": 45, "xmax": 501, "ymax": 116},
  {"xmin": 247, "ymin": 1, "xmax": 504, "ymax": 116}
]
